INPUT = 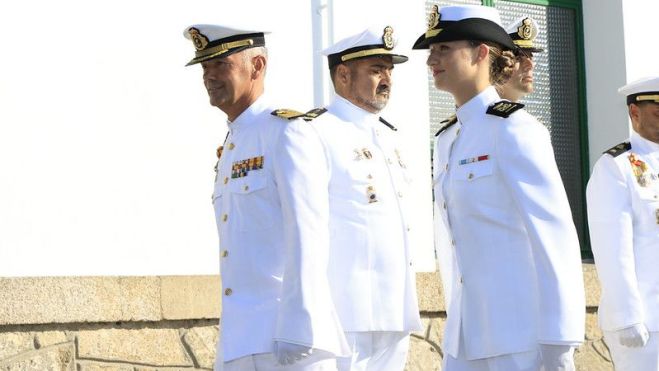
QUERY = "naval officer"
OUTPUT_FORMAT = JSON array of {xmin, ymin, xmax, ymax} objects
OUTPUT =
[
  {"xmin": 272, "ymin": 26, "xmax": 424, "ymax": 370},
  {"xmin": 412, "ymin": 5, "xmax": 585, "ymax": 370},
  {"xmin": 496, "ymin": 16, "xmax": 544, "ymax": 102},
  {"xmin": 586, "ymin": 76, "xmax": 659, "ymax": 371},
  {"xmin": 183, "ymin": 23, "xmax": 347, "ymax": 371}
]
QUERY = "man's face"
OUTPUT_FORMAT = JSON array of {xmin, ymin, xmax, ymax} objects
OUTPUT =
[
  {"xmin": 499, "ymin": 51, "xmax": 535, "ymax": 101},
  {"xmin": 426, "ymin": 40, "xmax": 480, "ymax": 94},
  {"xmin": 343, "ymin": 56, "xmax": 394, "ymax": 113},
  {"xmin": 631, "ymin": 101, "xmax": 659, "ymax": 144},
  {"xmin": 201, "ymin": 52, "xmax": 252, "ymax": 112}
]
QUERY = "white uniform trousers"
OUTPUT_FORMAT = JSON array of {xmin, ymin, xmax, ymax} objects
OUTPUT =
[
  {"xmin": 219, "ymin": 352, "xmax": 337, "ymax": 371},
  {"xmin": 604, "ymin": 331, "xmax": 659, "ymax": 371},
  {"xmin": 336, "ymin": 331, "xmax": 410, "ymax": 371},
  {"xmin": 443, "ymin": 328, "xmax": 541, "ymax": 371}
]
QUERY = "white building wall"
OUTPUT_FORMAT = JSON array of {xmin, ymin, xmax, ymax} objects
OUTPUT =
[
  {"xmin": 583, "ymin": 0, "xmax": 659, "ymax": 169},
  {"xmin": 0, "ymin": 0, "xmax": 434, "ymax": 276}
]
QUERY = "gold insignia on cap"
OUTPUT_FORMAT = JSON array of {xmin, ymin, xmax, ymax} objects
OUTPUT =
[
  {"xmin": 383, "ymin": 26, "xmax": 394, "ymax": 50},
  {"xmin": 426, "ymin": 5, "xmax": 442, "ymax": 38},
  {"xmin": 188, "ymin": 27, "xmax": 209, "ymax": 51},
  {"xmin": 517, "ymin": 18, "xmax": 537, "ymax": 41},
  {"xmin": 427, "ymin": 5, "xmax": 440, "ymax": 30}
]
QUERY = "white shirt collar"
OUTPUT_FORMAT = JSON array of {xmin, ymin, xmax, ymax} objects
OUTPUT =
[
  {"xmin": 631, "ymin": 130, "xmax": 659, "ymax": 155},
  {"xmin": 456, "ymin": 86, "xmax": 501, "ymax": 124},
  {"xmin": 227, "ymin": 94, "xmax": 269, "ymax": 133},
  {"xmin": 328, "ymin": 95, "xmax": 380, "ymax": 128}
]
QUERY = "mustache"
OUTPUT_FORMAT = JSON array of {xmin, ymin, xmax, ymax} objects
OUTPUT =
[{"xmin": 376, "ymin": 85, "xmax": 390, "ymax": 94}]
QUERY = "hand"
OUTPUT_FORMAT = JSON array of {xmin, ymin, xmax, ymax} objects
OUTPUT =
[
  {"xmin": 274, "ymin": 341, "xmax": 313, "ymax": 365},
  {"xmin": 539, "ymin": 344, "xmax": 575, "ymax": 371},
  {"xmin": 617, "ymin": 323, "xmax": 649, "ymax": 348}
]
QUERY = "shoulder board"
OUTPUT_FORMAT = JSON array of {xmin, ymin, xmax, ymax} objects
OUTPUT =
[
  {"xmin": 435, "ymin": 114, "xmax": 457, "ymax": 136},
  {"xmin": 302, "ymin": 108, "xmax": 327, "ymax": 121},
  {"xmin": 603, "ymin": 141, "xmax": 631, "ymax": 157},
  {"xmin": 379, "ymin": 117, "xmax": 398, "ymax": 131},
  {"xmin": 486, "ymin": 100, "xmax": 525, "ymax": 118},
  {"xmin": 271, "ymin": 109, "xmax": 305, "ymax": 120}
]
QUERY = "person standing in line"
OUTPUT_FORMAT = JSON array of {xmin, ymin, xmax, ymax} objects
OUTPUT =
[
  {"xmin": 412, "ymin": 5, "xmax": 585, "ymax": 370},
  {"xmin": 183, "ymin": 23, "xmax": 348, "ymax": 371},
  {"xmin": 586, "ymin": 76, "xmax": 659, "ymax": 371},
  {"xmin": 272, "ymin": 26, "xmax": 424, "ymax": 370},
  {"xmin": 496, "ymin": 17, "xmax": 544, "ymax": 102}
]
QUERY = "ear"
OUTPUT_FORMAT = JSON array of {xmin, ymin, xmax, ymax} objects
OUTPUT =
[
  {"xmin": 335, "ymin": 64, "xmax": 351, "ymax": 86},
  {"xmin": 476, "ymin": 43, "xmax": 489, "ymax": 62},
  {"xmin": 629, "ymin": 103, "xmax": 639, "ymax": 121},
  {"xmin": 251, "ymin": 54, "xmax": 267, "ymax": 79}
]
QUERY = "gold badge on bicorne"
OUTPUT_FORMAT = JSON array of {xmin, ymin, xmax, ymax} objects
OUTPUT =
[{"xmin": 628, "ymin": 153, "xmax": 650, "ymax": 187}]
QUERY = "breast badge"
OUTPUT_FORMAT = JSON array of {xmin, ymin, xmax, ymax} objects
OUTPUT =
[
  {"xmin": 231, "ymin": 156, "xmax": 264, "ymax": 179},
  {"xmin": 628, "ymin": 153, "xmax": 650, "ymax": 187}
]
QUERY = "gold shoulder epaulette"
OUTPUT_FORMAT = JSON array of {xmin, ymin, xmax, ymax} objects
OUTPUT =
[
  {"xmin": 302, "ymin": 108, "xmax": 327, "ymax": 121},
  {"xmin": 271, "ymin": 109, "xmax": 306, "ymax": 120},
  {"xmin": 604, "ymin": 141, "xmax": 631, "ymax": 157},
  {"xmin": 271, "ymin": 108, "xmax": 327, "ymax": 121},
  {"xmin": 486, "ymin": 100, "xmax": 525, "ymax": 118},
  {"xmin": 435, "ymin": 114, "xmax": 457, "ymax": 136}
]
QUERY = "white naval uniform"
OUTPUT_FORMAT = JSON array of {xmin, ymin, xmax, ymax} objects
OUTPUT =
[
  {"xmin": 432, "ymin": 86, "xmax": 585, "ymax": 363},
  {"xmin": 275, "ymin": 95, "xmax": 423, "ymax": 370},
  {"xmin": 586, "ymin": 131, "xmax": 659, "ymax": 370},
  {"xmin": 212, "ymin": 95, "xmax": 347, "ymax": 370}
]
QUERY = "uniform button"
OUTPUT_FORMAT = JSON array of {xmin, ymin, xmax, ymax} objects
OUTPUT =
[
  {"xmin": 443, "ymin": 202, "xmax": 447, "ymax": 210},
  {"xmin": 221, "ymin": 250, "xmax": 228, "ymax": 258},
  {"xmin": 467, "ymin": 173, "xmax": 474, "ymax": 180},
  {"xmin": 222, "ymin": 214, "xmax": 228, "ymax": 222},
  {"xmin": 367, "ymin": 174, "xmax": 373, "ymax": 179},
  {"xmin": 406, "ymin": 225, "xmax": 411, "ymax": 232},
  {"xmin": 409, "ymin": 261, "xmax": 413, "ymax": 266},
  {"xmin": 451, "ymin": 239, "xmax": 456, "ymax": 246},
  {"xmin": 223, "ymin": 177, "xmax": 229, "ymax": 184},
  {"xmin": 375, "ymin": 129, "xmax": 380, "ymax": 136},
  {"xmin": 387, "ymin": 158, "xmax": 393, "ymax": 164},
  {"xmin": 228, "ymin": 143, "xmax": 235, "ymax": 150},
  {"xmin": 224, "ymin": 288, "xmax": 233, "ymax": 296},
  {"xmin": 445, "ymin": 164, "xmax": 449, "ymax": 171},
  {"xmin": 460, "ymin": 277, "xmax": 464, "ymax": 284},
  {"xmin": 243, "ymin": 185, "xmax": 249, "ymax": 191},
  {"xmin": 397, "ymin": 191, "xmax": 403, "ymax": 198},
  {"xmin": 456, "ymin": 128, "xmax": 461, "ymax": 135}
]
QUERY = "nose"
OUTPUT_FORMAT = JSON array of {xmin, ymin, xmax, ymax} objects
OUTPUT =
[{"xmin": 522, "ymin": 56, "xmax": 534, "ymax": 70}]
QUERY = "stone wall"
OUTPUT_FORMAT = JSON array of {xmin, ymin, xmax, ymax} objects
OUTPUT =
[{"xmin": 0, "ymin": 265, "xmax": 613, "ymax": 370}]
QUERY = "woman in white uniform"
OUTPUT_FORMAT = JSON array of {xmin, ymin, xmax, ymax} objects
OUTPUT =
[{"xmin": 411, "ymin": 5, "xmax": 585, "ymax": 371}]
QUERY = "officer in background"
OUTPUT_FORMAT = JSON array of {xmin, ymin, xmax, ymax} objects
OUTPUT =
[
  {"xmin": 586, "ymin": 76, "xmax": 659, "ymax": 371},
  {"xmin": 183, "ymin": 24, "xmax": 347, "ymax": 371},
  {"xmin": 272, "ymin": 26, "xmax": 423, "ymax": 370},
  {"xmin": 413, "ymin": 5, "xmax": 585, "ymax": 370},
  {"xmin": 496, "ymin": 17, "xmax": 544, "ymax": 102}
]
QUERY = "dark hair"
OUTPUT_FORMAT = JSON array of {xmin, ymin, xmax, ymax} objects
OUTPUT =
[{"xmin": 469, "ymin": 41, "xmax": 515, "ymax": 85}]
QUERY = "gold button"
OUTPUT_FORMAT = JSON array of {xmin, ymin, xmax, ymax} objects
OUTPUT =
[
  {"xmin": 375, "ymin": 130, "xmax": 380, "ymax": 136},
  {"xmin": 243, "ymin": 185, "xmax": 249, "ymax": 191},
  {"xmin": 222, "ymin": 250, "xmax": 228, "ymax": 258},
  {"xmin": 460, "ymin": 277, "xmax": 464, "ymax": 284},
  {"xmin": 228, "ymin": 143, "xmax": 235, "ymax": 150},
  {"xmin": 451, "ymin": 240, "xmax": 456, "ymax": 246},
  {"xmin": 388, "ymin": 158, "xmax": 393, "ymax": 164},
  {"xmin": 223, "ymin": 177, "xmax": 228, "ymax": 184},
  {"xmin": 224, "ymin": 288, "xmax": 232, "ymax": 296},
  {"xmin": 406, "ymin": 226, "xmax": 411, "ymax": 232},
  {"xmin": 397, "ymin": 191, "xmax": 403, "ymax": 198},
  {"xmin": 467, "ymin": 173, "xmax": 474, "ymax": 180},
  {"xmin": 443, "ymin": 202, "xmax": 447, "ymax": 210},
  {"xmin": 445, "ymin": 164, "xmax": 449, "ymax": 171},
  {"xmin": 222, "ymin": 214, "xmax": 228, "ymax": 222},
  {"xmin": 367, "ymin": 174, "xmax": 373, "ymax": 179}
]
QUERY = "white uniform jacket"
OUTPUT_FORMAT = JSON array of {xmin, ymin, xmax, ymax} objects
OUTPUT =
[
  {"xmin": 432, "ymin": 86, "xmax": 585, "ymax": 360},
  {"xmin": 586, "ymin": 131, "xmax": 659, "ymax": 332},
  {"xmin": 277, "ymin": 95, "xmax": 423, "ymax": 334},
  {"xmin": 213, "ymin": 95, "xmax": 347, "ymax": 362}
]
